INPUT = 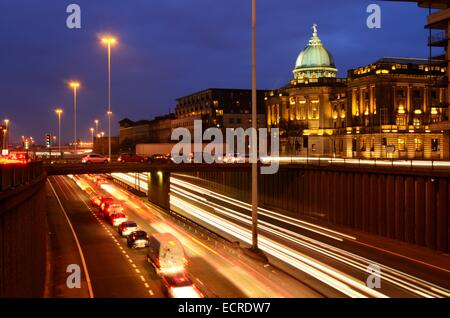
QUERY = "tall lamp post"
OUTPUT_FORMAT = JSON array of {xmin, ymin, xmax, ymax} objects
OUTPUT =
[
  {"xmin": 55, "ymin": 109, "xmax": 63, "ymax": 154},
  {"xmin": 69, "ymin": 81, "xmax": 80, "ymax": 154},
  {"xmin": 251, "ymin": 0, "xmax": 258, "ymax": 251},
  {"xmin": 90, "ymin": 128, "xmax": 95, "ymax": 145},
  {"xmin": 94, "ymin": 119, "xmax": 99, "ymax": 135},
  {"xmin": 3, "ymin": 119, "xmax": 9, "ymax": 151},
  {"xmin": 101, "ymin": 37, "xmax": 117, "ymax": 161}
]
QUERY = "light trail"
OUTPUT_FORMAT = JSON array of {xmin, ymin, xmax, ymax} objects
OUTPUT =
[
  {"xmin": 169, "ymin": 176, "xmax": 450, "ymax": 298},
  {"xmin": 83, "ymin": 174, "xmax": 298, "ymax": 297}
]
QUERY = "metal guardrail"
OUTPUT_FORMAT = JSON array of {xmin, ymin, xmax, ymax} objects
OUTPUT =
[{"xmin": 0, "ymin": 161, "xmax": 45, "ymax": 191}]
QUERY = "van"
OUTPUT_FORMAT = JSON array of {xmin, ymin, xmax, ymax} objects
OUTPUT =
[{"xmin": 147, "ymin": 233, "xmax": 186, "ymax": 275}]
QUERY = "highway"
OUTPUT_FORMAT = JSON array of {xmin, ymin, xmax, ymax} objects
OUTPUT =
[
  {"xmin": 165, "ymin": 173, "xmax": 450, "ymax": 298},
  {"xmin": 47, "ymin": 174, "xmax": 321, "ymax": 298}
]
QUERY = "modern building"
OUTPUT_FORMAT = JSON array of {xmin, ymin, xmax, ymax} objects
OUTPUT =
[
  {"xmin": 119, "ymin": 114, "xmax": 174, "ymax": 152},
  {"xmin": 175, "ymin": 88, "xmax": 267, "ymax": 135},
  {"xmin": 266, "ymin": 23, "xmax": 449, "ymax": 159}
]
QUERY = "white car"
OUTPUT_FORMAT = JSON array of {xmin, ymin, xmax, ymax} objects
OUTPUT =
[
  {"xmin": 118, "ymin": 221, "xmax": 138, "ymax": 237},
  {"xmin": 161, "ymin": 273, "xmax": 203, "ymax": 298},
  {"xmin": 81, "ymin": 154, "xmax": 109, "ymax": 164}
]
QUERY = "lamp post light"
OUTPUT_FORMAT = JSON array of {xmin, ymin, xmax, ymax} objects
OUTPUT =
[
  {"xmin": 69, "ymin": 81, "xmax": 80, "ymax": 154},
  {"xmin": 101, "ymin": 36, "xmax": 117, "ymax": 162},
  {"xmin": 94, "ymin": 119, "xmax": 99, "ymax": 135},
  {"xmin": 55, "ymin": 108, "xmax": 63, "ymax": 154},
  {"xmin": 251, "ymin": 0, "xmax": 259, "ymax": 252},
  {"xmin": 3, "ymin": 119, "xmax": 10, "ymax": 151},
  {"xmin": 90, "ymin": 127, "xmax": 95, "ymax": 145}
]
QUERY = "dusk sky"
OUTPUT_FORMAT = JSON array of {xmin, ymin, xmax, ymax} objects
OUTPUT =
[{"xmin": 0, "ymin": 0, "xmax": 432, "ymax": 144}]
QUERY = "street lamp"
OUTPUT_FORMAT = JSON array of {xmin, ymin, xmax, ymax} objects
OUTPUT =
[
  {"xmin": 69, "ymin": 81, "xmax": 80, "ymax": 154},
  {"xmin": 3, "ymin": 119, "xmax": 9, "ymax": 150},
  {"xmin": 101, "ymin": 36, "xmax": 117, "ymax": 162},
  {"xmin": 251, "ymin": 0, "xmax": 259, "ymax": 252},
  {"xmin": 55, "ymin": 108, "xmax": 63, "ymax": 154},
  {"xmin": 94, "ymin": 119, "xmax": 99, "ymax": 135},
  {"xmin": 90, "ymin": 127, "xmax": 94, "ymax": 145}
]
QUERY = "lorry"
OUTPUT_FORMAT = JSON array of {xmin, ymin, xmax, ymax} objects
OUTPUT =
[{"xmin": 147, "ymin": 233, "xmax": 186, "ymax": 275}]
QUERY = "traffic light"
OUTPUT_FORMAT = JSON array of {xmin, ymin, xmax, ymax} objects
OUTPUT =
[
  {"xmin": 24, "ymin": 138, "xmax": 30, "ymax": 150},
  {"xmin": 45, "ymin": 133, "xmax": 51, "ymax": 148}
]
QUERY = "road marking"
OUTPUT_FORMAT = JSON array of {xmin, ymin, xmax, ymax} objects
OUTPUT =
[
  {"xmin": 140, "ymin": 275, "xmax": 146, "ymax": 282},
  {"xmin": 135, "ymin": 269, "xmax": 141, "ymax": 274},
  {"xmin": 148, "ymin": 290, "xmax": 154, "ymax": 296},
  {"xmin": 48, "ymin": 179, "xmax": 95, "ymax": 298},
  {"xmin": 144, "ymin": 283, "xmax": 149, "ymax": 288}
]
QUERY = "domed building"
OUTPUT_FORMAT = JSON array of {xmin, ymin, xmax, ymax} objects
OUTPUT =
[
  {"xmin": 265, "ymin": 24, "xmax": 347, "ymax": 156},
  {"xmin": 293, "ymin": 24, "xmax": 338, "ymax": 82}
]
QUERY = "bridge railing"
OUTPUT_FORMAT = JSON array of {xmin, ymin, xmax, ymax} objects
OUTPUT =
[
  {"xmin": 269, "ymin": 156, "xmax": 450, "ymax": 171},
  {"xmin": 0, "ymin": 161, "xmax": 45, "ymax": 191}
]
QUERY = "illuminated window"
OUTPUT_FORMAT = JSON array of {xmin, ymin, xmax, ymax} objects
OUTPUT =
[
  {"xmin": 414, "ymin": 138, "xmax": 423, "ymax": 152},
  {"xmin": 413, "ymin": 117, "xmax": 421, "ymax": 127},
  {"xmin": 360, "ymin": 138, "xmax": 366, "ymax": 151},
  {"xmin": 398, "ymin": 137, "xmax": 406, "ymax": 151},
  {"xmin": 432, "ymin": 139, "xmax": 439, "ymax": 152}
]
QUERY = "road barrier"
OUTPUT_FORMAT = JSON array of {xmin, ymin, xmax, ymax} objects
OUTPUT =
[{"xmin": 0, "ymin": 161, "xmax": 47, "ymax": 297}]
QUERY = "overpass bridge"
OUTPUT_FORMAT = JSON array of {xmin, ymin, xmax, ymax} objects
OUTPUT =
[{"xmin": 41, "ymin": 160, "xmax": 450, "ymax": 253}]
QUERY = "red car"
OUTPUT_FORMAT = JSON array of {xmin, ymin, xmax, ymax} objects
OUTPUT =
[
  {"xmin": 117, "ymin": 153, "xmax": 147, "ymax": 163},
  {"xmin": 99, "ymin": 197, "xmax": 114, "ymax": 212}
]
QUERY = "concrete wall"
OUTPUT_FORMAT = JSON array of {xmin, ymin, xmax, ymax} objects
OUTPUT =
[
  {"xmin": 187, "ymin": 166, "xmax": 449, "ymax": 252},
  {"xmin": 0, "ymin": 162, "xmax": 47, "ymax": 297}
]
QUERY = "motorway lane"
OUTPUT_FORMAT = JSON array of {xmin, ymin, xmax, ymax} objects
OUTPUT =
[
  {"xmin": 78, "ymin": 174, "xmax": 322, "ymax": 298},
  {"xmin": 168, "ymin": 174, "xmax": 450, "ymax": 298},
  {"xmin": 48, "ymin": 176, "xmax": 162, "ymax": 298}
]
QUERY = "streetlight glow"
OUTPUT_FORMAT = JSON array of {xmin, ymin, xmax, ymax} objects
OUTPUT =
[
  {"xmin": 101, "ymin": 37, "xmax": 117, "ymax": 45},
  {"xmin": 69, "ymin": 81, "xmax": 80, "ymax": 89}
]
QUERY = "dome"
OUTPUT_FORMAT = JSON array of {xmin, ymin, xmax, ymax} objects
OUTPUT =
[{"xmin": 293, "ymin": 24, "xmax": 337, "ymax": 81}]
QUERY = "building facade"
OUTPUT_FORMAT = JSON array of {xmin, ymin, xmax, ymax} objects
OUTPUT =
[
  {"xmin": 119, "ymin": 114, "xmax": 174, "ymax": 152},
  {"xmin": 266, "ymin": 24, "xmax": 449, "ymax": 159},
  {"xmin": 175, "ymin": 88, "xmax": 267, "ymax": 135}
]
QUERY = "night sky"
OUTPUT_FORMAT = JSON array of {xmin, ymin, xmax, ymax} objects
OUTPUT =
[{"xmin": 0, "ymin": 0, "xmax": 431, "ymax": 144}]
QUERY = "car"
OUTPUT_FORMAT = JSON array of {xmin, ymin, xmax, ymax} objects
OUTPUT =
[
  {"xmin": 117, "ymin": 153, "xmax": 147, "ymax": 163},
  {"xmin": 118, "ymin": 221, "xmax": 138, "ymax": 236},
  {"xmin": 102, "ymin": 201, "xmax": 124, "ymax": 219},
  {"xmin": 82, "ymin": 154, "xmax": 109, "ymax": 164},
  {"xmin": 127, "ymin": 230, "xmax": 150, "ymax": 249},
  {"xmin": 160, "ymin": 273, "xmax": 204, "ymax": 298},
  {"xmin": 99, "ymin": 197, "xmax": 114, "ymax": 212},
  {"xmin": 148, "ymin": 154, "xmax": 172, "ymax": 164},
  {"xmin": 89, "ymin": 194, "xmax": 102, "ymax": 207},
  {"xmin": 109, "ymin": 212, "xmax": 127, "ymax": 227}
]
